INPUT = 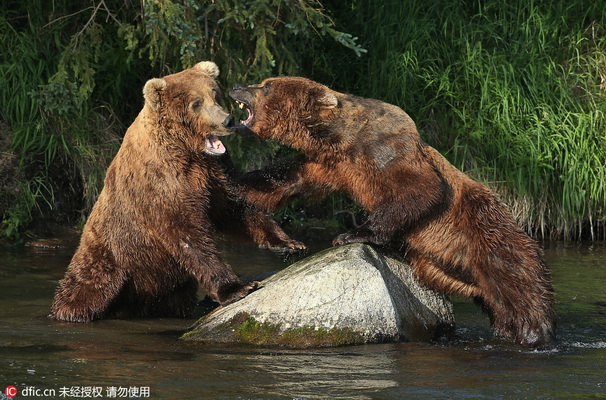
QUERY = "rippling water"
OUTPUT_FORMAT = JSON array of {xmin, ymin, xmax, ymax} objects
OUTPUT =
[{"xmin": 1, "ymin": 240, "xmax": 605, "ymax": 399}]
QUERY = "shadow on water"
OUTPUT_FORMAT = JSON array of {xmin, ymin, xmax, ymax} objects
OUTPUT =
[{"xmin": 0, "ymin": 240, "xmax": 605, "ymax": 399}]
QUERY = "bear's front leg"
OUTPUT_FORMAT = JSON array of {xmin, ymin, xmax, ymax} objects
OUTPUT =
[
  {"xmin": 177, "ymin": 238, "xmax": 258, "ymax": 306},
  {"xmin": 332, "ymin": 227, "xmax": 378, "ymax": 246},
  {"xmin": 213, "ymin": 192, "xmax": 307, "ymax": 255},
  {"xmin": 215, "ymin": 280, "xmax": 260, "ymax": 306},
  {"xmin": 244, "ymin": 210, "xmax": 307, "ymax": 254},
  {"xmin": 331, "ymin": 207, "xmax": 399, "ymax": 247}
]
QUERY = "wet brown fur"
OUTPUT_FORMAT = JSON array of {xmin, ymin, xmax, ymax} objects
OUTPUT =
[
  {"xmin": 49, "ymin": 64, "xmax": 300, "ymax": 322},
  {"xmin": 229, "ymin": 77, "xmax": 556, "ymax": 348}
]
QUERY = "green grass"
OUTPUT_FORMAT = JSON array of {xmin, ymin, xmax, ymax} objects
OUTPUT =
[
  {"xmin": 327, "ymin": 0, "xmax": 606, "ymax": 239},
  {"xmin": 2, "ymin": 0, "xmax": 604, "ymax": 240},
  {"xmin": 0, "ymin": 9, "xmax": 126, "ymax": 238},
  {"xmin": 0, "ymin": 14, "xmax": 55, "ymax": 238}
]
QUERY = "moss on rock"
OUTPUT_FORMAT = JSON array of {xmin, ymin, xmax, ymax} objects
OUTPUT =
[{"xmin": 184, "ymin": 312, "xmax": 365, "ymax": 348}]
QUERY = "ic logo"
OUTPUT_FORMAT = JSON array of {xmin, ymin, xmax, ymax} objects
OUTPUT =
[{"xmin": 4, "ymin": 386, "xmax": 17, "ymax": 398}]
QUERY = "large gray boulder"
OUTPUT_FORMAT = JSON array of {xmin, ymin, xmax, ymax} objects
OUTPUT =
[{"xmin": 183, "ymin": 244, "xmax": 454, "ymax": 347}]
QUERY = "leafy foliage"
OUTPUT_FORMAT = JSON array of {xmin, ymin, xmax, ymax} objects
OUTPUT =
[
  {"xmin": 1, "ymin": 0, "xmax": 605, "ymax": 241},
  {"xmin": 0, "ymin": 0, "xmax": 363, "ymax": 240}
]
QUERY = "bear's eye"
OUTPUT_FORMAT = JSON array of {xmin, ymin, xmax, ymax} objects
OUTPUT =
[
  {"xmin": 212, "ymin": 89, "xmax": 221, "ymax": 103},
  {"xmin": 191, "ymin": 99, "xmax": 202, "ymax": 112},
  {"xmin": 263, "ymin": 83, "xmax": 272, "ymax": 94}
]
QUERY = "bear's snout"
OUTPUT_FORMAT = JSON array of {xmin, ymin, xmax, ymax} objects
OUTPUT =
[{"xmin": 222, "ymin": 114, "xmax": 236, "ymax": 128}]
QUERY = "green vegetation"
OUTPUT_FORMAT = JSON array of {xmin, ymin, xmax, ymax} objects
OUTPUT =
[
  {"xmin": 235, "ymin": 316, "xmax": 365, "ymax": 347},
  {"xmin": 1, "ymin": 0, "xmax": 605, "ymax": 240},
  {"xmin": 184, "ymin": 312, "xmax": 365, "ymax": 348},
  {"xmin": 0, "ymin": 0, "xmax": 362, "ymax": 241},
  {"xmin": 325, "ymin": 0, "xmax": 606, "ymax": 239}
]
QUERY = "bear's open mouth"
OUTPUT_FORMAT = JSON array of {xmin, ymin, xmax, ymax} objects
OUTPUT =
[
  {"xmin": 236, "ymin": 101, "xmax": 254, "ymax": 126},
  {"xmin": 205, "ymin": 134, "xmax": 226, "ymax": 155}
]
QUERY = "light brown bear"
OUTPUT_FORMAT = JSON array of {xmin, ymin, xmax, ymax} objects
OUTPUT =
[
  {"xmin": 229, "ymin": 77, "xmax": 556, "ymax": 348},
  {"xmin": 49, "ymin": 62, "xmax": 303, "ymax": 322}
]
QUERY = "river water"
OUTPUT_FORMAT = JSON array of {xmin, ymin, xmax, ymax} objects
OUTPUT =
[{"xmin": 1, "ymin": 239, "xmax": 605, "ymax": 399}]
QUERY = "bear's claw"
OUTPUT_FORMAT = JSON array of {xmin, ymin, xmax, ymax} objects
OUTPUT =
[
  {"xmin": 332, "ymin": 232, "xmax": 367, "ymax": 247},
  {"xmin": 261, "ymin": 240, "xmax": 307, "ymax": 255},
  {"xmin": 219, "ymin": 281, "xmax": 259, "ymax": 306}
]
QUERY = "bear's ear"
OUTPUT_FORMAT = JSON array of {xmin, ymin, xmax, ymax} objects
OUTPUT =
[
  {"xmin": 143, "ymin": 78, "xmax": 167, "ymax": 110},
  {"xmin": 194, "ymin": 61, "xmax": 220, "ymax": 78},
  {"xmin": 318, "ymin": 91, "xmax": 338, "ymax": 109}
]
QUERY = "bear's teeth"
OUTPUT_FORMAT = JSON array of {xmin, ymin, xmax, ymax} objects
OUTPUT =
[{"xmin": 238, "ymin": 102, "xmax": 245, "ymax": 109}]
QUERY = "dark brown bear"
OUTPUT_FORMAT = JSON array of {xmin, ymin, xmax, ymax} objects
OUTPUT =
[
  {"xmin": 229, "ymin": 77, "xmax": 556, "ymax": 348},
  {"xmin": 49, "ymin": 62, "xmax": 303, "ymax": 323}
]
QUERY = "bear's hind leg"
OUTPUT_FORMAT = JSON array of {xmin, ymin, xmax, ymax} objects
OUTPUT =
[
  {"xmin": 472, "ymin": 256, "xmax": 557, "ymax": 348},
  {"xmin": 49, "ymin": 254, "xmax": 128, "ymax": 322},
  {"xmin": 482, "ymin": 291, "xmax": 557, "ymax": 348},
  {"xmin": 408, "ymin": 253, "xmax": 482, "ymax": 298}
]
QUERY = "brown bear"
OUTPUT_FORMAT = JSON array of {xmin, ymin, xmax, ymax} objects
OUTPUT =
[
  {"xmin": 49, "ymin": 62, "xmax": 304, "ymax": 323},
  {"xmin": 229, "ymin": 77, "xmax": 556, "ymax": 348}
]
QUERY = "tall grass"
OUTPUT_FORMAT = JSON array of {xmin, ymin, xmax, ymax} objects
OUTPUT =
[
  {"xmin": 326, "ymin": 0, "xmax": 606, "ymax": 240},
  {"xmin": 0, "ymin": 9, "xmax": 122, "ymax": 239},
  {"xmin": 0, "ymin": 15, "xmax": 55, "ymax": 238}
]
